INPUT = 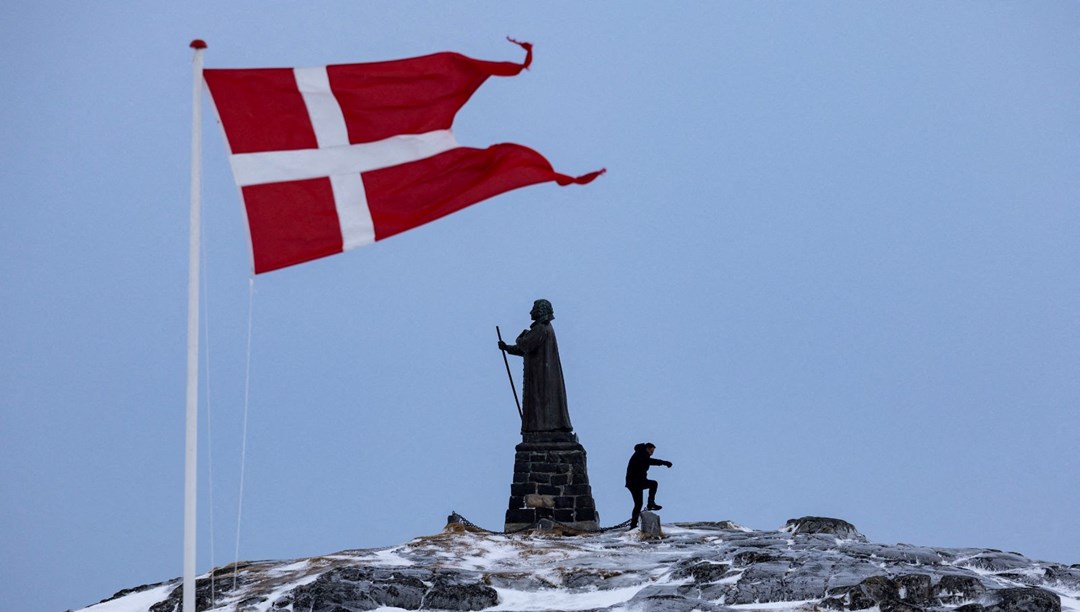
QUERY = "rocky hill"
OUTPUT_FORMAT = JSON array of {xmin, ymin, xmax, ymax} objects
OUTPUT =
[{"xmin": 78, "ymin": 515, "xmax": 1079, "ymax": 612}]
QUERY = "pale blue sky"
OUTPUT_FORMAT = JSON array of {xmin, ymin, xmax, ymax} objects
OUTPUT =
[{"xmin": 2, "ymin": 3, "xmax": 1078, "ymax": 611}]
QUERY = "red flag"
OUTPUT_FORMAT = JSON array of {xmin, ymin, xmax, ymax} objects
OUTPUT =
[{"xmin": 203, "ymin": 40, "xmax": 602, "ymax": 274}]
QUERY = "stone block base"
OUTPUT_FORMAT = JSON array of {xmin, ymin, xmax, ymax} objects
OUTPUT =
[{"xmin": 504, "ymin": 431, "xmax": 599, "ymax": 532}]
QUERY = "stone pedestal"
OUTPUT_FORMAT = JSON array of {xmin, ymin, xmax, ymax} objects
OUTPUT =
[
  {"xmin": 504, "ymin": 431, "xmax": 599, "ymax": 532},
  {"xmin": 639, "ymin": 511, "xmax": 663, "ymax": 538}
]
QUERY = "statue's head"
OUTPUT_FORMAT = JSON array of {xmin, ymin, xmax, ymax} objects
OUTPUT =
[{"xmin": 530, "ymin": 299, "xmax": 554, "ymax": 323}]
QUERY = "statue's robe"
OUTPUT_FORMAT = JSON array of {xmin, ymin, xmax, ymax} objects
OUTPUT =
[{"xmin": 505, "ymin": 321, "xmax": 573, "ymax": 432}]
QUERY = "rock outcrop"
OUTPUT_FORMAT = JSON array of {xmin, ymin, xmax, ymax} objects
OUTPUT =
[{"xmin": 80, "ymin": 516, "xmax": 1079, "ymax": 612}]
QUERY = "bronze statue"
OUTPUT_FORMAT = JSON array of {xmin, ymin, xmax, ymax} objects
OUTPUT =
[{"xmin": 498, "ymin": 299, "xmax": 573, "ymax": 433}]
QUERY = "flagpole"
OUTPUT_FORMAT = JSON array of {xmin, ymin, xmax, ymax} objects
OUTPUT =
[{"xmin": 184, "ymin": 38, "xmax": 207, "ymax": 612}]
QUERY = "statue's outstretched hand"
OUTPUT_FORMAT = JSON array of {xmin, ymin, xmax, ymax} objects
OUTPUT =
[
  {"xmin": 498, "ymin": 341, "xmax": 509, "ymax": 351},
  {"xmin": 664, "ymin": 461, "xmax": 673, "ymax": 468}
]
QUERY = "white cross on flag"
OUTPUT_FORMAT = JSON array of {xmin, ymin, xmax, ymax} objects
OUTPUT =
[{"xmin": 203, "ymin": 40, "xmax": 602, "ymax": 274}]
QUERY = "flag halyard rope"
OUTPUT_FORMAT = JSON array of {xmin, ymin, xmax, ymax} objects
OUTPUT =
[{"xmin": 232, "ymin": 277, "xmax": 257, "ymax": 591}]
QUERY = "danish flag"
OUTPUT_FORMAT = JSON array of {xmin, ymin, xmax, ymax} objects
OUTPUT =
[{"xmin": 203, "ymin": 40, "xmax": 602, "ymax": 274}]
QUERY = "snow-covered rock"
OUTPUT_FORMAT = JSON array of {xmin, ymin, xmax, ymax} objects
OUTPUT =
[{"xmin": 77, "ymin": 516, "xmax": 1080, "ymax": 612}]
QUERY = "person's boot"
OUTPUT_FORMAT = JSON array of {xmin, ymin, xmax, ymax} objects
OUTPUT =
[{"xmin": 646, "ymin": 501, "xmax": 662, "ymax": 511}]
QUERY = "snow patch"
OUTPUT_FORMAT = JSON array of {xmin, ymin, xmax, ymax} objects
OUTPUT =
[
  {"xmin": 80, "ymin": 583, "xmax": 177, "ymax": 612},
  {"xmin": 730, "ymin": 600, "xmax": 822, "ymax": 610},
  {"xmin": 370, "ymin": 545, "xmax": 416, "ymax": 567},
  {"xmin": 490, "ymin": 584, "xmax": 645, "ymax": 611},
  {"xmin": 267, "ymin": 559, "xmax": 310, "ymax": 575},
  {"xmin": 1059, "ymin": 592, "xmax": 1080, "ymax": 612}
]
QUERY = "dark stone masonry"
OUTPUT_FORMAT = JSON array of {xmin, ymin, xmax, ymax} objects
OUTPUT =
[{"xmin": 504, "ymin": 431, "xmax": 599, "ymax": 531}]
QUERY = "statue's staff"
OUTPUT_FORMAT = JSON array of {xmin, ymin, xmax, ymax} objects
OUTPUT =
[{"xmin": 496, "ymin": 326, "xmax": 523, "ymax": 420}]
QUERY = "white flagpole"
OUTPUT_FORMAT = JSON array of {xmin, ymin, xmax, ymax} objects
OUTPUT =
[{"xmin": 184, "ymin": 38, "xmax": 207, "ymax": 612}]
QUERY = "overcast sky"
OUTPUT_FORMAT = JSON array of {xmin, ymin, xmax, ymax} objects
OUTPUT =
[{"xmin": 2, "ymin": 3, "xmax": 1078, "ymax": 611}]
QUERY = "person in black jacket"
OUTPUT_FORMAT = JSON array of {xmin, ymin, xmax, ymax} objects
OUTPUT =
[{"xmin": 625, "ymin": 442, "xmax": 672, "ymax": 528}]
